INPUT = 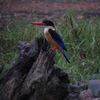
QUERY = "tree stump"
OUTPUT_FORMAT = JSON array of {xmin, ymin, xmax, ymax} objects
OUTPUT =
[{"xmin": 0, "ymin": 37, "xmax": 70, "ymax": 100}]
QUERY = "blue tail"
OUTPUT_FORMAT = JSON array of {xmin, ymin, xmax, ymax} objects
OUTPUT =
[{"xmin": 60, "ymin": 49, "xmax": 70, "ymax": 63}]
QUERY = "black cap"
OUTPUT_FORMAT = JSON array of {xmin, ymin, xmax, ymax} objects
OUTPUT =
[{"xmin": 43, "ymin": 20, "xmax": 55, "ymax": 27}]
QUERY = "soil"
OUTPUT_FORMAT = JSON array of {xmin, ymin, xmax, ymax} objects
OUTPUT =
[
  {"xmin": 1, "ymin": 0, "xmax": 100, "ymax": 15},
  {"xmin": 0, "ymin": 0, "xmax": 100, "ymax": 28}
]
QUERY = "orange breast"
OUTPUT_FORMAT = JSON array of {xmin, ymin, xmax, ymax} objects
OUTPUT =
[{"xmin": 44, "ymin": 32, "xmax": 60, "ymax": 50}]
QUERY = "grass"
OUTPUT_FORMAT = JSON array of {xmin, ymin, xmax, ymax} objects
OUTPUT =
[
  {"xmin": 56, "ymin": 14, "xmax": 100, "ymax": 81},
  {"xmin": 0, "ymin": 14, "xmax": 100, "ymax": 81}
]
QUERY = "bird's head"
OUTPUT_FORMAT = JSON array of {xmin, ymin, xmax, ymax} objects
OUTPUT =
[{"xmin": 32, "ymin": 20, "xmax": 55, "ymax": 27}]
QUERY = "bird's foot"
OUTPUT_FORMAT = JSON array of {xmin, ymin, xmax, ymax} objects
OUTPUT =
[{"xmin": 51, "ymin": 47, "xmax": 58, "ymax": 52}]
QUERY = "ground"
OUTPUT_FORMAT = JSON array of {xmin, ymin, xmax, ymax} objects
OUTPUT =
[
  {"xmin": 0, "ymin": 0, "xmax": 100, "ymax": 19},
  {"xmin": 1, "ymin": 0, "xmax": 100, "ymax": 12}
]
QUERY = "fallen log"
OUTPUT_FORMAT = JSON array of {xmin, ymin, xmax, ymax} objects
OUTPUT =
[{"xmin": 0, "ymin": 37, "xmax": 70, "ymax": 100}]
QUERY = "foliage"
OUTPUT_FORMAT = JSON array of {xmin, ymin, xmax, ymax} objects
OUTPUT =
[
  {"xmin": 0, "ymin": 15, "xmax": 100, "ymax": 81},
  {"xmin": 56, "ymin": 13, "xmax": 100, "ymax": 81}
]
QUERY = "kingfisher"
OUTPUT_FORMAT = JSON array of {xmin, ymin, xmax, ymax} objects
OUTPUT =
[{"xmin": 32, "ymin": 20, "xmax": 70, "ymax": 63}]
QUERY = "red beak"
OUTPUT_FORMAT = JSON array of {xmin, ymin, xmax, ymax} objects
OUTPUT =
[{"xmin": 32, "ymin": 21, "xmax": 44, "ymax": 26}]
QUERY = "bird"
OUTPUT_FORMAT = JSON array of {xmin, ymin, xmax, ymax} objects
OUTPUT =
[{"xmin": 32, "ymin": 20, "xmax": 70, "ymax": 63}]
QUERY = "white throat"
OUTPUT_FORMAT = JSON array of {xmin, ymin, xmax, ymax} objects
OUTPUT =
[{"xmin": 44, "ymin": 26, "xmax": 55, "ymax": 34}]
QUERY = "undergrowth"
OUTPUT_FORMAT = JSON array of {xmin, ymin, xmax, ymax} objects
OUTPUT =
[{"xmin": 0, "ymin": 14, "xmax": 100, "ymax": 81}]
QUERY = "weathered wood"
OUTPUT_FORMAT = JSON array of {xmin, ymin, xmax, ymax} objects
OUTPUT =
[{"xmin": 0, "ymin": 37, "xmax": 70, "ymax": 100}]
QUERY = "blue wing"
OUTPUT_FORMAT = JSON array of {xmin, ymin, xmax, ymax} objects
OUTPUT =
[{"xmin": 48, "ymin": 29, "xmax": 66, "ymax": 50}]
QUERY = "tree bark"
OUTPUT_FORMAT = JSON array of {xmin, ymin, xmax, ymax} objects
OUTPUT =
[{"xmin": 0, "ymin": 37, "xmax": 70, "ymax": 100}]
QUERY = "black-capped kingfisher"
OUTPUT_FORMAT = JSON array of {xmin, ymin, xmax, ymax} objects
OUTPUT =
[{"xmin": 32, "ymin": 20, "xmax": 70, "ymax": 63}]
